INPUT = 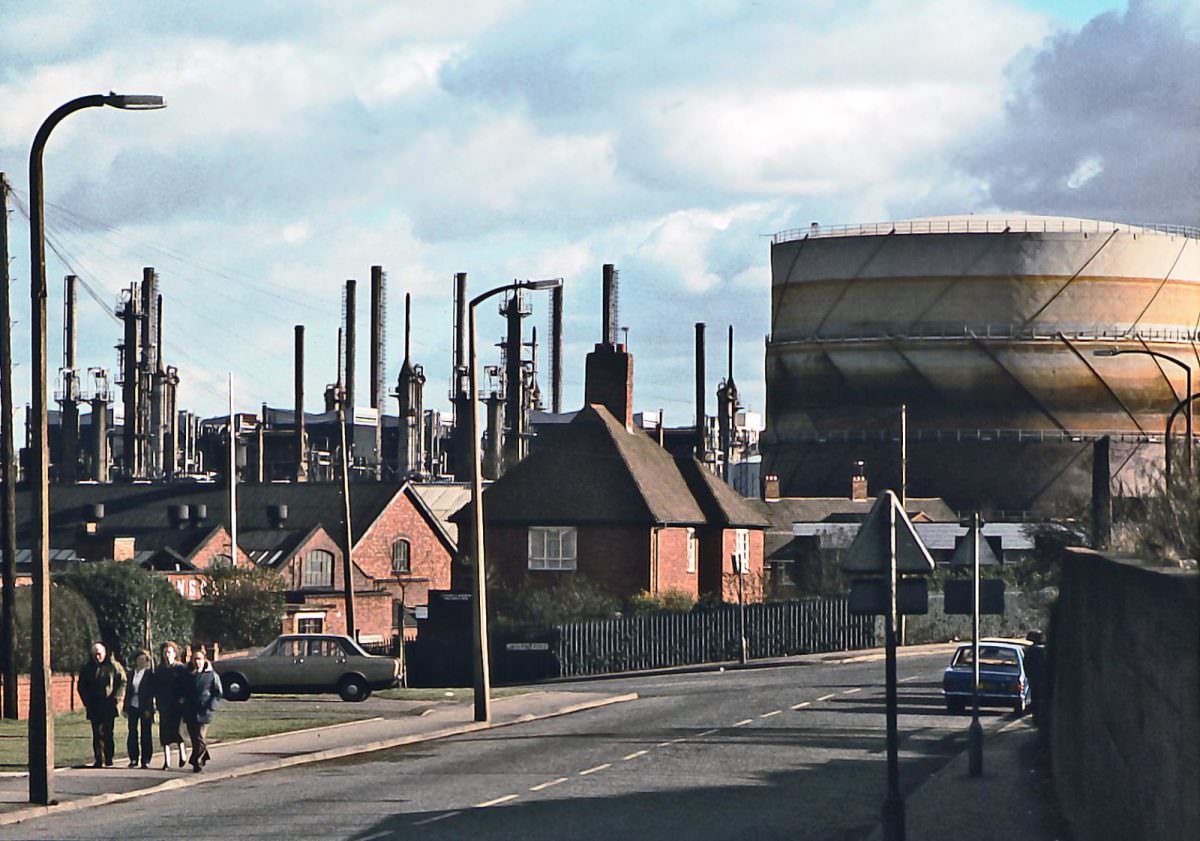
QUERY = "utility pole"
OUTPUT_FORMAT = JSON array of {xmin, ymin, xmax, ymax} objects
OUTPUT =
[
  {"xmin": 337, "ymin": 389, "xmax": 357, "ymax": 640},
  {"xmin": 0, "ymin": 173, "xmax": 18, "ymax": 719}
]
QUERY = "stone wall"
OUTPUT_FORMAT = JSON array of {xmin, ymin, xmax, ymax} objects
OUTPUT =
[
  {"xmin": 894, "ymin": 588, "xmax": 1057, "ymax": 644},
  {"xmin": 1049, "ymin": 548, "xmax": 1198, "ymax": 841}
]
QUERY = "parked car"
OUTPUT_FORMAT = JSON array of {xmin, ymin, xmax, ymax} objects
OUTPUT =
[
  {"xmin": 216, "ymin": 634, "xmax": 401, "ymax": 702},
  {"xmin": 942, "ymin": 639, "xmax": 1031, "ymax": 714}
]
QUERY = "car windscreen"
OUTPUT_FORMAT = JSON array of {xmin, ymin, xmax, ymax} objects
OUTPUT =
[{"xmin": 951, "ymin": 646, "xmax": 1020, "ymax": 671}]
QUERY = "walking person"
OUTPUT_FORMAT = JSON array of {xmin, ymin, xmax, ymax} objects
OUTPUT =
[
  {"xmin": 181, "ymin": 647, "xmax": 223, "ymax": 773},
  {"xmin": 155, "ymin": 641, "xmax": 188, "ymax": 769},
  {"xmin": 77, "ymin": 642, "xmax": 126, "ymax": 768},
  {"xmin": 123, "ymin": 650, "xmax": 156, "ymax": 768}
]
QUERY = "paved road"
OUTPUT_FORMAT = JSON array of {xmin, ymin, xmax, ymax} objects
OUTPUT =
[{"xmin": 2, "ymin": 650, "xmax": 1014, "ymax": 841}]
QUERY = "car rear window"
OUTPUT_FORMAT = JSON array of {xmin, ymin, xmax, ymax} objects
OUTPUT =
[{"xmin": 952, "ymin": 646, "xmax": 1020, "ymax": 671}]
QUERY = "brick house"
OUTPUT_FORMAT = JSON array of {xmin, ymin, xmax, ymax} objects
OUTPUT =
[
  {"xmin": 16, "ymin": 481, "xmax": 458, "ymax": 642},
  {"xmin": 452, "ymin": 329, "xmax": 767, "ymax": 604}
]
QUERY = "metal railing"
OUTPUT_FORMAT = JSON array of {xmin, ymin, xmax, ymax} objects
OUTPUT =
[
  {"xmin": 768, "ymin": 322, "xmax": 1200, "ymax": 345},
  {"xmin": 773, "ymin": 218, "xmax": 1200, "ymax": 244},
  {"xmin": 552, "ymin": 598, "xmax": 874, "ymax": 678}
]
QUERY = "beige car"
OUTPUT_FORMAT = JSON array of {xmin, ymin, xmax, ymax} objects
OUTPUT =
[{"xmin": 216, "ymin": 634, "xmax": 400, "ymax": 702}]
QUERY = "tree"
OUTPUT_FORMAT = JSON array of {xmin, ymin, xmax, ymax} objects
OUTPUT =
[
  {"xmin": 194, "ymin": 565, "xmax": 285, "ymax": 649},
  {"xmin": 12, "ymin": 583, "xmax": 100, "ymax": 672},
  {"xmin": 60, "ymin": 561, "xmax": 193, "ymax": 666}
]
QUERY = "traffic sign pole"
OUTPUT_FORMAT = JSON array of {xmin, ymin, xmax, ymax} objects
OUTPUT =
[
  {"xmin": 882, "ymin": 493, "xmax": 905, "ymax": 841},
  {"xmin": 968, "ymin": 512, "xmax": 983, "ymax": 776}
]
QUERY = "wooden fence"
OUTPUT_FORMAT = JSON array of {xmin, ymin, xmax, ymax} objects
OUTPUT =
[{"xmin": 546, "ymin": 597, "xmax": 875, "ymax": 679}]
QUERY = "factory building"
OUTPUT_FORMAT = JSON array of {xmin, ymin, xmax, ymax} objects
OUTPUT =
[{"xmin": 761, "ymin": 216, "xmax": 1200, "ymax": 514}]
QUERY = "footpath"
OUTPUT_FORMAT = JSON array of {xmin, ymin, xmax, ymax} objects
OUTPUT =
[{"xmin": 0, "ymin": 689, "xmax": 636, "ymax": 828}]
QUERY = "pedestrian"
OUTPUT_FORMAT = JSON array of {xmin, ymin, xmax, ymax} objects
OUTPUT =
[
  {"xmin": 123, "ymin": 650, "xmax": 156, "ymax": 768},
  {"xmin": 1025, "ymin": 629, "xmax": 1047, "ymax": 724},
  {"xmin": 181, "ymin": 646, "xmax": 223, "ymax": 773},
  {"xmin": 77, "ymin": 642, "xmax": 126, "ymax": 768},
  {"xmin": 155, "ymin": 640, "xmax": 188, "ymax": 770}
]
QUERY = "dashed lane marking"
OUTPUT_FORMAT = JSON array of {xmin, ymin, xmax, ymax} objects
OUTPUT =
[
  {"xmin": 623, "ymin": 750, "xmax": 649, "ymax": 760},
  {"xmin": 791, "ymin": 702, "xmax": 811, "ymax": 710},
  {"xmin": 734, "ymin": 719, "xmax": 754, "ymax": 727},
  {"xmin": 696, "ymin": 728, "xmax": 720, "ymax": 737},
  {"xmin": 656, "ymin": 741, "xmax": 672, "ymax": 747},
  {"xmin": 817, "ymin": 693, "xmax": 837, "ymax": 702},
  {"xmin": 529, "ymin": 777, "xmax": 569, "ymax": 792},
  {"xmin": 475, "ymin": 794, "xmax": 519, "ymax": 808},
  {"xmin": 671, "ymin": 737, "xmax": 688, "ymax": 744},
  {"xmin": 362, "ymin": 831, "xmax": 396, "ymax": 840},
  {"xmin": 579, "ymin": 764, "xmax": 612, "ymax": 776},
  {"xmin": 899, "ymin": 675, "xmax": 922, "ymax": 683},
  {"xmin": 760, "ymin": 710, "xmax": 782, "ymax": 718},
  {"xmin": 412, "ymin": 811, "xmax": 463, "ymax": 826},
  {"xmin": 843, "ymin": 688, "xmax": 862, "ymax": 695}
]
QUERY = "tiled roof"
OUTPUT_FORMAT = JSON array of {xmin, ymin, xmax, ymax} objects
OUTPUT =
[{"xmin": 478, "ymin": 405, "xmax": 765, "ymax": 528}]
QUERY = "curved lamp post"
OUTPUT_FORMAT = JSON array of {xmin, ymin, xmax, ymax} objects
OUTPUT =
[
  {"xmin": 28, "ymin": 92, "xmax": 165, "ymax": 805},
  {"xmin": 468, "ymin": 277, "xmax": 562, "ymax": 723},
  {"xmin": 1094, "ymin": 348, "xmax": 1193, "ymax": 484}
]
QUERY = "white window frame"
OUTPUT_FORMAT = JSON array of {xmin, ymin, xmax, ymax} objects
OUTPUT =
[
  {"xmin": 302, "ymin": 550, "xmax": 334, "ymax": 589},
  {"xmin": 733, "ymin": 528, "xmax": 750, "ymax": 573},
  {"xmin": 392, "ymin": 538, "xmax": 411, "ymax": 575},
  {"xmin": 686, "ymin": 527, "xmax": 697, "ymax": 574},
  {"xmin": 528, "ymin": 526, "xmax": 577, "ymax": 571}
]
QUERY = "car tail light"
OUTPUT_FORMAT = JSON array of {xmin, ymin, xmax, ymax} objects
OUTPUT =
[{"xmin": 1016, "ymin": 678, "xmax": 1025, "ymax": 693}]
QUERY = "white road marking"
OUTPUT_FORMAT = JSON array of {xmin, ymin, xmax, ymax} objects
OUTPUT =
[
  {"xmin": 657, "ymin": 741, "xmax": 672, "ymax": 747},
  {"xmin": 412, "ymin": 811, "xmax": 463, "ymax": 826},
  {"xmin": 475, "ymin": 794, "xmax": 519, "ymax": 808},
  {"xmin": 734, "ymin": 718, "xmax": 754, "ymax": 727},
  {"xmin": 900, "ymin": 675, "xmax": 922, "ymax": 683},
  {"xmin": 843, "ymin": 688, "xmax": 862, "ymax": 695},
  {"xmin": 623, "ymin": 750, "xmax": 649, "ymax": 760},
  {"xmin": 817, "ymin": 693, "xmax": 837, "ymax": 702},
  {"xmin": 579, "ymin": 763, "xmax": 612, "ymax": 776},
  {"xmin": 529, "ymin": 777, "xmax": 569, "ymax": 792},
  {"xmin": 671, "ymin": 737, "xmax": 688, "ymax": 744},
  {"xmin": 696, "ymin": 728, "xmax": 720, "ymax": 737},
  {"xmin": 760, "ymin": 710, "xmax": 782, "ymax": 718},
  {"xmin": 791, "ymin": 701, "xmax": 811, "ymax": 710},
  {"xmin": 362, "ymin": 831, "xmax": 395, "ymax": 840}
]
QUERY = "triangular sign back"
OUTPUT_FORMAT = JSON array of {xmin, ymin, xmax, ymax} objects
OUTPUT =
[
  {"xmin": 947, "ymin": 525, "xmax": 1001, "ymax": 567},
  {"xmin": 841, "ymin": 491, "xmax": 935, "ymax": 574}
]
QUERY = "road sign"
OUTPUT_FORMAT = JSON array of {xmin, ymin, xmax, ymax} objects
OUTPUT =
[
  {"xmin": 947, "ymin": 526, "xmax": 1000, "ymax": 567},
  {"xmin": 841, "ymin": 491, "xmax": 935, "ymax": 574},
  {"xmin": 849, "ymin": 577, "xmax": 930, "ymax": 615},
  {"xmin": 944, "ymin": 578, "xmax": 1006, "ymax": 615}
]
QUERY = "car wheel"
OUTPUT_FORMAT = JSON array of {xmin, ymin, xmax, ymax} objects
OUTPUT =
[
  {"xmin": 223, "ymin": 673, "xmax": 251, "ymax": 702},
  {"xmin": 338, "ymin": 675, "xmax": 370, "ymax": 702},
  {"xmin": 1013, "ymin": 695, "xmax": 1027, "ymax": 715}
]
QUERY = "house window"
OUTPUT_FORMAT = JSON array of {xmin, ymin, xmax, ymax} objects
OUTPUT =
[
  {"xmin": 297, "ymin": 616, "xmax": 324, "ymax": 634},
  {"xmin": 733, "ymin": 528, "xmax": 750, "ymax": 573},
  {"xmin": 686, "ymin": 528, "xmax": 697, "ymax": 574},
  {"xmin": 528, "ymin": 526, "xmax": 577, "ymax": 571},
  {"xmin": 392, "ymin": 539, "xmax": 411, "ymax": 575},
  {"xmin": 301, "ymin": 550, "xmax": 334, "ymax": 589}
]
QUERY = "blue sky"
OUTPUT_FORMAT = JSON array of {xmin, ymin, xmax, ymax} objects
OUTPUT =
[{"xmin": 0, "ymin": 0, "xmax": 1196, "ymax": 424}]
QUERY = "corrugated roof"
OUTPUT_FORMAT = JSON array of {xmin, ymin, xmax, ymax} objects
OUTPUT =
[
  {"xmin": 410, "ymin": 483, "xmax": 472, "ymax": 545},
  {"xmin": 791, "ymin": 522, "xmax": 1034, "ymax": 551}
]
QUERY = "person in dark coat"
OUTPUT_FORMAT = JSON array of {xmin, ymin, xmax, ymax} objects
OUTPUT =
[
  {"xmin": 123, "ymin": 650, "xmax": 156, "ymax": 768},
  {"xmin": 154, "ymin": 640, "xmax": 188, "ymax": 769},
  {"xmin": 181, "ymin": 647, "xmax": 223, "ymax": 773},
  {"xmin": 77, "ymin": 642, "xmax": 126, "ymax": 768}
]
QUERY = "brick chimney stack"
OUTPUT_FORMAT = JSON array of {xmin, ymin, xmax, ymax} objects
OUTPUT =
[{"xmin": 583, "ymin": 263, "xmax": 634, "ymax": 430}]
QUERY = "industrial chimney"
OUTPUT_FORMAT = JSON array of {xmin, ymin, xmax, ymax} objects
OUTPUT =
[
  {"xmin": 369, "ymin": 266, "xmax": 386, "ymax": 479},
  {"xmin": 294, "ymin": 325, "xmax": 308, "ymax": 482},
  {"xmin": 694, "ymin": 322, "xmax": 706, "ymax": 461},
  {"xmin": 583, "ymin": 264, "xmax": 634, "ymax": 430}
]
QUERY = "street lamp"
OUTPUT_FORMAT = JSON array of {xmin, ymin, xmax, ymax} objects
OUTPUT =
[
  {"xmin": 27, "ymin": 91, "xmax": 165, "ymax": 805},
  {"xmin": 1093, "ymin": 348, "xmax": 1193, "ymax": 480},
  {"xmin": 468, "ymin": 277, "xmax": 562, "ymax": 723}
]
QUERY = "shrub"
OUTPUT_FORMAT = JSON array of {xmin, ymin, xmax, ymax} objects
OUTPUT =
[
  {"xmin": 60, "ymin": 561, "xmax": 193, "ymax": 666},
  {"xmin": 496, "ymin": 574, "xmax": 620, "ymax": 626},
  {"xmin": 11, "ymin": 583, "xmax": 101, "ymax": 673},
  {"xmin": 193, "ymin": 565, "xmax": 285, "ymax": 649}
]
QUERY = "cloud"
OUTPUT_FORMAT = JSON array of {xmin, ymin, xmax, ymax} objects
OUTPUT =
[{"xmin": 959, "ymin": 0, "xmax": 1200, "ymax": 222}]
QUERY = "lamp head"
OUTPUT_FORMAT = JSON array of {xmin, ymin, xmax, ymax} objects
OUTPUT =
[
  {"xmin": 105, "ymin": 93, "xmax": 166, "ymax": 110},
  {"xmin": 522, "ymin": 278, "xmax": 563, "ymax": 291}
]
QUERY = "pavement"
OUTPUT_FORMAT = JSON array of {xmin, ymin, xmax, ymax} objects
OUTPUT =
[{"xmin": 0, "ymin": 689, "xmax": 637, "ymax": 829}]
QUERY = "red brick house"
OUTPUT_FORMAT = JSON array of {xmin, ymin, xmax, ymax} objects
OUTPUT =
[
  {"xmin": 17, "ymin": 481, "xmax": 458, "ymax": 643},
  {"xmin": 452, "ymin": 330, "xmax": 767, "ymax": 603}
]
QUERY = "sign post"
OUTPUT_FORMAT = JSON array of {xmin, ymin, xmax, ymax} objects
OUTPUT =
[{"xmin": 841, "ymin": 491, "xmax": 934, "ymax": 841}]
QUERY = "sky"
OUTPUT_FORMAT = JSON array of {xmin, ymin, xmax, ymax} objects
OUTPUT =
[{"xmin": 1, "ymin": 0, "xmax": 1197, "ymax": 426}]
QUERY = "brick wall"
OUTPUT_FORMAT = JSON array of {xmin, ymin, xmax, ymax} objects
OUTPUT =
[
  {"xmin": 655, "ymin": 526, "xmax": 698, "ymax": 598},
  {"xmin": 353, "ymin": 488, "xmax": 454, "ymax": 605},
  {"xmin": 1, "ymin": 673, "xmax": 80, "ymax": 720},
  {"xmin": 485, "ymin": 523, "xmax": 652, "ymax": 598}
]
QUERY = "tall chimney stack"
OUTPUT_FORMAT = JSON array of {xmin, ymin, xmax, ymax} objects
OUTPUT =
[
  {"xmin": 369, "ymin": 266, "xmax": 385, "ymax": 480},
  {"xmin": 294, "ymin": 325, "xmax": 307, "ymax": 482},
  {"xmin": 59, "ymin": 275, "xmax": 80, "ymax": 482},
  {"xmin": 583, "ymin": 263, "xmax": 634, "ymax": 430},
  {"xmin": 601, "ymin": 263, "xmax": 618, "ymax": 346},
  {"xmin": 694, "ymin": 322, "xmax": 706, "ymax": 461},
  {"xmin": 451, "ymin": 272, "xmax": 472, "ymax": 480},
  {"xmin": 343, "ymin": 279, "xmax": 357, "ymax": 414},
  {"xmin": 550, "ymin": 284, "xmax": 563, "ymax": 413}
]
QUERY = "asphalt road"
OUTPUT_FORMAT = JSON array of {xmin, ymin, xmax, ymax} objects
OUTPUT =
[{"xmin": 2, "ymin": 650, "xmax": 1016, "ymax": 841}]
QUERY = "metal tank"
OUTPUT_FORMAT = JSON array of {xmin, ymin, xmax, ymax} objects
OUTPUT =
[{"xmin": 761, "ymin": 215, "xmax": 1200, "ymax": 514}]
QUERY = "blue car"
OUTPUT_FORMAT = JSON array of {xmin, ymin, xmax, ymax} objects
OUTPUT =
[{"xmin": 942, "ymin": 639, "xmax": 1031, "ymax": 714}]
